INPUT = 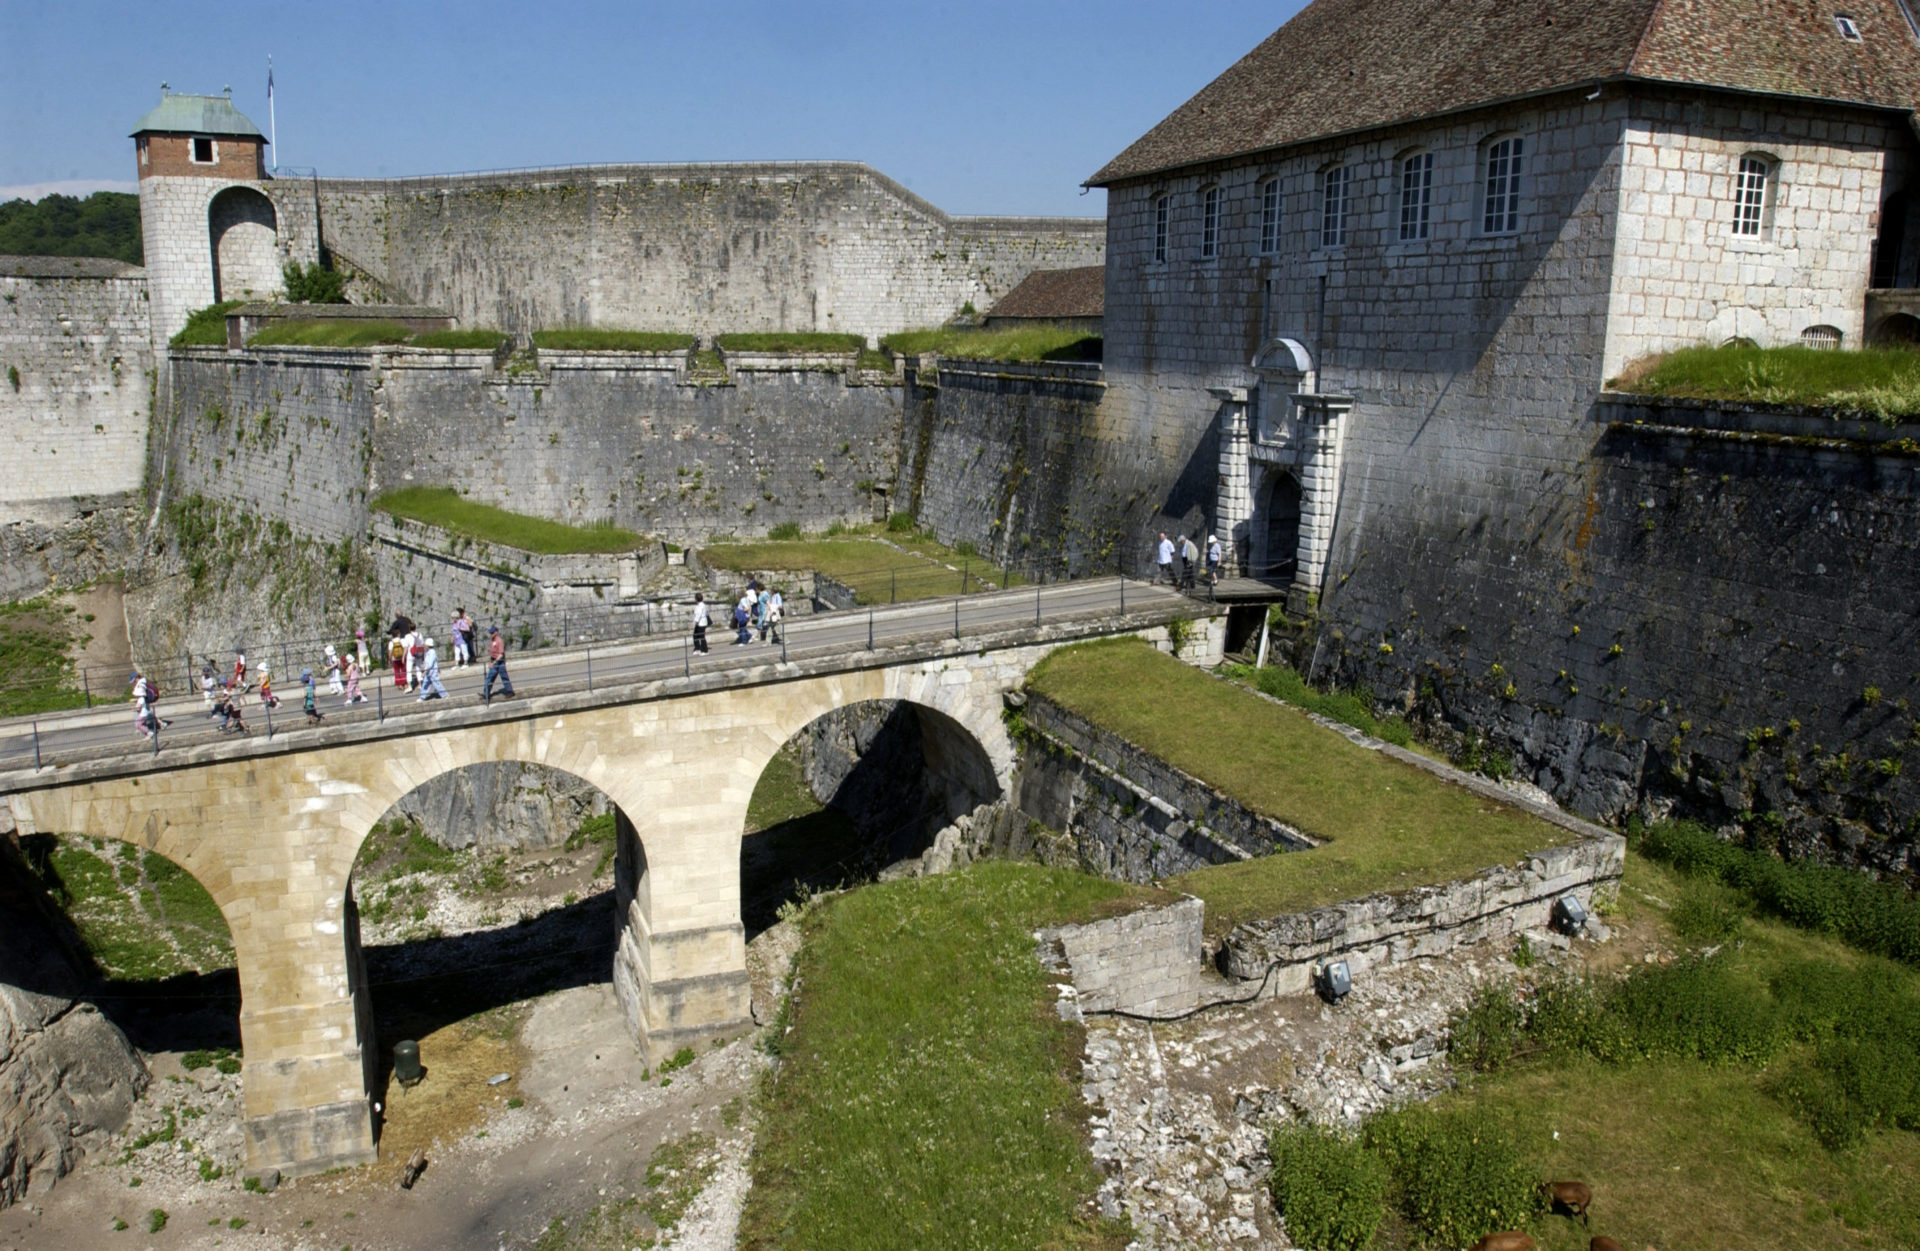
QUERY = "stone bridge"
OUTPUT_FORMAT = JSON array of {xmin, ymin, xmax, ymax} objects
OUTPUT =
[{"xmin": 0, "ymin": 594, "xmax": 1208, "ymax": 1179}]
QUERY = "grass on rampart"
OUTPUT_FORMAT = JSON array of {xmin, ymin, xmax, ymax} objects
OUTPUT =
[
  {"xmin": 1610, "ymin": 344, "xmax": 1920, "ymax": 420},
  {"xmin": 881, "ymin": 323, "xmax": 1101, "ymax": 363},
  {"xmin": 530, "ymin": 328, "xmax": 694, "ymax": 352},
  {"xmin": 1024, "ymin": 639, "xmax": 1564, "ymax": 934},
  {"xmin": 699, "ymin": 523, "xmax": 1018, "ymax": 603},
  {"xmin": 246, "ymin": 319, "xmax": 415, "ymax": 347},
  {"xmin": 410, "ymin": 328, "xmax": 509, "ymax": 349},
  {"xmin": 714, "ymin": 332, "xmax": 865, "ymax": 354},
  {"xmin": 1394, "ymin": 853, "xmax": 1920, "ymax": 1251},
  {"xmin": 738, "ymin": 861, "xmax": 1146, "ymax": 1251},
  {"xmin": 0, "ymin": 596, "xmax": 91, "ymax": 717},
  {"xmin": 372, "ymin": 486, "xmax": 642, "ymax": 555},
  {"xmin": 168, "ymin": 300, "xmax": 243, "ymax": 347}
]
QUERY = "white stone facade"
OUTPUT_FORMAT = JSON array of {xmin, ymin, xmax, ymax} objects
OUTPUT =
[{"xmin": 139, "ymin": 175, "xmax": 290, "ymax": 344}]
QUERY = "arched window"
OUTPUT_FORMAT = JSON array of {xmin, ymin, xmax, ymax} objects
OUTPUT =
[
  {"xmin": 1259, "ymin": 177, "xmax": 1281, "ymax": 253},
  {"xmin": 1398, "ymin": 150, "xmax": 1433, "ymax": 240},
  {"xmin": 1201, "ymin": 185, "xmax": 1221, "ymax": 258},
  {"xmin": 1732, "ymin": 154, "xmax": 1776, "ymax": 237},
  {"xmin": 1801, "ymin": 324, "xmax": 1843, "ymax": 350},
  {"xmin": 1482, "ymin": 134, "xmax": 1524, "ymax": 234},
  {"xmin": 208, "ymin": 186, "xmax": 279, "ymax": 302},
  {"xmin": 1153, "ymin": 194, "xmax": 1169, "ymax": 263},
  {"xmin": 1320, "ymin": 164, "xmax": 1351, "ymax": 248}
]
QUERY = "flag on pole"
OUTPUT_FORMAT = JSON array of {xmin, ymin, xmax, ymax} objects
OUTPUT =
[{"xmin": 266, "ymin": 55, "xmax": 277, "ymax": 169}]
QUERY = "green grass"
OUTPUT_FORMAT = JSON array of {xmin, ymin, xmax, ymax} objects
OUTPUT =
[
  {"xmin": 246, "ymin": 319, "xmax": 415, "ymax": 347},
  {"xmin": 738, "ymin": 861, "xmax": 1146, "ymax": 1251},
  {"xmin": 410, "ymin": 328, "xmax": 509, "ymax": 349},
  {"xmin": 21, "ymin": 834, "xmax": 234, "ymax": 980},
  {"xmin": 530, "ymin": 328, "xmax": 694, "ymax": 352},
  {"xmin": 169, "ymin": 300, "xmax": 243, "ymax": 347},
  {"xmin": 714, "ymin": 332, "xmax": 865, "ymax": 354},
  {"xmin": 1226, "ymin": 661, "xmax": 1414, "ymax": 747},
  {"xmin": 1612, "ymin": 344, "xmax": 1920, "ymax": 420},
  {"xmin": 699, "ymin": 526, "xmax": 1017, "ymax": 604},
  {"xmin": 1402, "ymin": 854, "xmax": 1920, "ymax": 1251},
  {"xmin": 880, "ymin": 324, "xmax": 1101, "ymax": 363},
  {"xmin": 373, "ymin": 486, "xmax": 643, "ymax": 554},
  {"xmin": 0, "ymin": 596, "xmax": 91, "ymax": 716},
  {"xmin": 1025, "ymin": 639, "xmax": 1565, "ymax": 934}
]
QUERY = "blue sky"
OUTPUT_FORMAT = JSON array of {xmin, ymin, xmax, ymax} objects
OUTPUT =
[{"xmin": 1, "ymin": 1, "xmax": 1302, "ymax": 216}]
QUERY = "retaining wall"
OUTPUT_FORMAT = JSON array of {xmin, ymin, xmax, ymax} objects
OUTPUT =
[{"xmin": 1035, "ymin": 896, "xmax": 1204, "ymax": 1017}]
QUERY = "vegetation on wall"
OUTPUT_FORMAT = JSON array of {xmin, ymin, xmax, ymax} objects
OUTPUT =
[
  {"xmin": 881, "ymin": 323, "xmax": 1101, "ymax": 363},
  {"xmin": 714, "ymin": 332, "xmax": 865, "ymax": 354},
  {"xmin": 246, "ymin": 319, "xmax": 414, "ymax": 347},
  {"xmin": 168, "ymin": 300, "xmax": 243, "ymax": 347},
  {"xmin": 280, "ymin": 260, "xmax": 349, "ymax": 304},
  {"xmin": 0, "ymin": 191, "xmax": 142, "ymax": 264},
  {"xmin": 373, "ymin": 486, "xmax": 642, "ymax": 555},
  {"xmin": 1610, "ymin": 343, "xmax": 1920, "ymax": 420}
]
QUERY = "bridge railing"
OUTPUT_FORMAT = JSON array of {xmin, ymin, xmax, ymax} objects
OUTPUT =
[{"xmin": 0, "ymin": 546, "xmax": 1196, "ymax": 734}]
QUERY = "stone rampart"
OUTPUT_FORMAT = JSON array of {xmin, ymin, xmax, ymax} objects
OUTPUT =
[
  {"xmin": 1013, "ymin": 693, "xmax": 1312, "ymax": 882},
  {"xmin": 290, "ymin": 163, "xmax": 1104, "ymax": 341},
  {"xmin": 1218, "ymin": 836, "xmax": 1624, "ymax": 997},
  {"xmin": 1035, "ymin": 897, "xmax": 1204, "ymax": 1017},
  {"xmin": 0, "ymin": 259, "xmax": 154, "ymax": 516}
]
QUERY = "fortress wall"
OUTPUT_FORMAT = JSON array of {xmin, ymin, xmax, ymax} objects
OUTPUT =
[
  {"xmin": 306, "ymin": 164, "xmax": 1102, "ymax": 340},
  {"xmin": 163, "ymin": 348, "xmax": 377, "ymax": 542},
  {"xmin": 0, "ymin": 266, "xmax": 154, "ymax": 514}
]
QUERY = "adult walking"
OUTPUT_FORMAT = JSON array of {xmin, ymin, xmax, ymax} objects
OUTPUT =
[
  {"xmin": 1179, "ymin": 535, "xmax": 1199, "ymax": 589},
  {"xmin": 1154, "ymin": 532, "xmax": 1174, "ymax": 584},
  {"xmin": 1206, "ymin": 534, "xmax": 1223, "ymax": 586},
  {"xmin": 767, "ymin": 587, "xmax": 784, "ymax": 645},
  {"xmin": 691, "ymin": 593, "xmax": 710, "ymax": 654},
  {"xmin": 417, "ymin": 637, "xmax": 448, "ymax": 701},
  {"xmin": 483, "ymin": 625, "xmax": 515, "ymax": 702}
]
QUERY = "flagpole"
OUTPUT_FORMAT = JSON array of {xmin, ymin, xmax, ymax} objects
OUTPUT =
[{"xmin": 267, "ymin": 55, "xmax": 277, "ymax": 172}]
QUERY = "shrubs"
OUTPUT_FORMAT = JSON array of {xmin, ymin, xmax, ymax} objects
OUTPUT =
[
  {"xmin": 281, "ymin": 260, "xmax": 348, "ymax": 303},
  {"xmin": 1266, "ymin": 1124, "xmax": 1386, "ymax": 1251},
  {"xmin": 169, "ymin": 300, "xmax": 242, "ymax": 346},
  {"xmin": 1636, "ymin": 820, "xmax": 1920, "ymax": 966},
  {"xmin": 1449, "ymin": 983, "xmax": 1526, "ymax": 1073},
  {"xmin": 1364, "ymin": 1107, "xmax": 1538, "ymax": 1246}
]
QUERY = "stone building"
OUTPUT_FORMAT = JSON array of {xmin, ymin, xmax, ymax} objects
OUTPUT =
[{"xmin": 1088, "ymin": 0, "xmax": 1920, "ymax": 591}]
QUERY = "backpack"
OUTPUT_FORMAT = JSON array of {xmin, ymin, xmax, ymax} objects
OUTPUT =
[{"xmin": 389, "ymin": 638, "xmax": 405, "ymax": 662}]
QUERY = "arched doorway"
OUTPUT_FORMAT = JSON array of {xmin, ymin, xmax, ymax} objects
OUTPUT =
[
  {"xmin": 208, "ymin": 186, "xmax": 279, "ymax": 302},
  {"xmin": 1259, "ymin": 472, "xmax": 1302, "ymax": 583},
  {"xmin": 1871, "ymin": 313, "xmax": 1920, "ymax": 347}
]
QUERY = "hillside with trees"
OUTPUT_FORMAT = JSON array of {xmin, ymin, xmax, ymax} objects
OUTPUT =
[{"xmin": 0, "ymin": 192, "xmax": 141, "ymax": 265}]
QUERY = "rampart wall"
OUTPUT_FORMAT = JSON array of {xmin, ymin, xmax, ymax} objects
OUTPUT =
[
  {"xmin": 0, "ymin": 260, "xmax": 154, "ymax": 516},
  {"xmin": 288, "ymin": 163, "xmax": 1104, "ymax": 341}
]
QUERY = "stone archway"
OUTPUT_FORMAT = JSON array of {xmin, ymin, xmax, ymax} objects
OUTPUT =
[
  {"xmin": 1258, "ymin": 471, "xmax": 1302, "ymax": 582},
  {"xmin": 208, "ymin": 186, "xmax": 280, "ymax": 302}
]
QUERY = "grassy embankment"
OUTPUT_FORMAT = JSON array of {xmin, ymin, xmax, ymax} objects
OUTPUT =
[
  {"xmin": 20, "ymin": 834, "xmax": 233, "ymax": 979},
  {"xmin": 1325, "ymin": 850, "xmax": 1920, "ymax": 1251},
  {"xmin": 373, "ymin": 486, "xmax": 642, "ymax": 555},
  {"xmin": 531, "ymin": 329, "xmax": 695, "ymax": 352},
  {"xmin": 739, "ymin": 861, "xmax": 1154, "ymax": 1251},
  {"xmin": 698, "ymin": 519, "xmax": 1022, "ymax": 605},
  {"xmin": 0, "ymin": 596, "xmax": 92, "ymax": 716},
  {"xmin": 1025, "ymin": 638, "xmax": 1566, "ymax": 934},
  {"xmin": 881, "ymin": 323, "xmax": 1101, "ymax": 363},
  {"xmin": 1611, "ymin": 343, "xmax": 1920, "ymax": 420}
]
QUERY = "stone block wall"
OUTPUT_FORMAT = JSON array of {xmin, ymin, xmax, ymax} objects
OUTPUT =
[
  {"xmin": 1218, "ymin": 836, "xmax": 1624, "ymax": 998},
  {"xmin": 1035, "ymin": 896, "xmax": 1204, "ymax": 1017},
  {"xmin": 291, "ymin": 163, "xmax": 1104, "ymax": 342},
  {"xmin": 1013, "ymin": 693, "xmax": 1312, "ymax": 883},
  {"xmin": 0, "ymin": 262, "xmax": 154, "ymax": 514}
]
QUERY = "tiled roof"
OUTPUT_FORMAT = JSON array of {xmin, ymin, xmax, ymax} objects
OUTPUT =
[
  {"xmin": 1090, "ymin": 0, "xmax": 1920, "ymax": 185},
  {"xmin": 130, "ymin": 91, "xmax": 265, "ymax": 139},
  {"xmin": 986, "ymin": 266, "xmax": 1106, "ymax": 319}
]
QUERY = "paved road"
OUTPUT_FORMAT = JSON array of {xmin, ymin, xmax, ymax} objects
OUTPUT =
[{"xmin": 0, "ymin": 579, "xmax": 1189, "ymax": 772}]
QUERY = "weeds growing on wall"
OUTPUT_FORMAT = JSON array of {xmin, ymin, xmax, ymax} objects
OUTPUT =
[{"xmin": 168, "ymin": 300, "xmax": 243, "ymax": 347}]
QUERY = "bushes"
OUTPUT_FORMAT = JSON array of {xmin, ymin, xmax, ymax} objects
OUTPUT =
[
  {"xmin": 281, "ymin": 261, "xmax": 347, "ymax": 303},
  {"xmin": 1364, "ymin": 1107, "xmax": 1538, "ymax": 1246},
  {"xmin": 1636, "ymin": 820, "xmax": 1920, "ymax": 966},
  {"xmin": 1267, "ymin": 1125, "xmax": 1386, "ymax": 1251},
  {"xmin": 169, "ymin": 300, "xmax": 242, "ymax": 347}
]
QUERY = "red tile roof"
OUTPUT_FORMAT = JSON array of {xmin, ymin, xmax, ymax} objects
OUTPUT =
[
  {"xmin": 1090, "ymin": 0, "xmax": 1920, "ymax": 186},
  {"xmin": 986, "ymin": 265, "xmax": 1106, "ymax": 319}
]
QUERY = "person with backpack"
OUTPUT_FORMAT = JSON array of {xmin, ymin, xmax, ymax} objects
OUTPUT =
[
  {"xmin": 733, "ymin": 592, "xmax": 753, "ymax": 646},
  {"xmin": 301, "ymin": 670, "xmax": 325, "ymax": 724}
]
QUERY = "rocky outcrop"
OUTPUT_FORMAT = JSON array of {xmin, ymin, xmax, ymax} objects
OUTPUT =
[
  {"xmin": 387, "ymin": 762, "xmax": 611, "ymax": 851},
  {"xmin": 0, "ymin": 498, "xmax": 143, "ymax": 603},
  {"xmin": 0, "ymin": 838, "xmax": 149, "ymax": 1209}
]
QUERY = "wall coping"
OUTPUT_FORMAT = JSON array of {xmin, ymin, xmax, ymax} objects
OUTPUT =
[{"xmin": 1598, "ymin": 390, "xmax": 1920, "ymax": 446}]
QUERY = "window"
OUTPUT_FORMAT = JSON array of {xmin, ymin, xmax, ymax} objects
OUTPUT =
[
  {"xmin": 1321, "ymin": 166, "xmax": 1350, "ymax": 248},
  {"xmin": 138, "ymin": 139, "xmax": 149, "ymax": 168},
  {"xmin": 1260, "ymin": 178, "xmax": 1281, "ymax": 252},
  {"xmin": 1201, "ymin": 186, "xmax": 1221, "ymax": 258},
  {"xmin": 1483, "ymin": 136, "xmax": 1524, "ymax": 234},
  {"xmin": 1153, "ymin": 195, "xmax": 1169, "ymax": 263},
  {"xmin": 1835, "ymin": 13, "xmax": 1862, "ymax": 39},
  {"xmin": 1733, "ymin": 156, "xmax": 1772, "ymax": 236},
  {"xmin": 191, "ymin": 136, "xmax": 216, "ymax": 164},
  {"xmin": 1398, "ymin": 152, "xmax": 1433, "ymax": 240},
  {"xmin": 1802, "ymin": 324, "xmax": 1843, "ymax": 349}
]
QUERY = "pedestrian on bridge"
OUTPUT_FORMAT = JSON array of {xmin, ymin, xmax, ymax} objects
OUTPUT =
[
  {"xmin": 417, "ymin": 638, "xmax": 448, "ymax": 701},
  {"xmin": 1179, "ymin": 535, "xmax": 1199, "ymax": 589},
  {"xmin": 1206, "ymin": 535, "xmax": 1222, "ymax": 586},
  {"xmin": 1154, "ymin": 533, "xmax": 1174, "ymax": 584},
  {"xmin": 691, "ymin": 593, "xmax": 710, "ymax": 654},
  {"xmin": 301, "ymin": 670, "xmax": 325, "ymax": 725},
  {"xmin": 342, "ymin": 652, "xmax": 365, "ymax": 705},
  {"xmin": 768, "ymin": 588, "xmax": 784, "ymax": 645},
  {"xmin": 483, "ymin": 626, "xmax": 515, "ymax": 702}
]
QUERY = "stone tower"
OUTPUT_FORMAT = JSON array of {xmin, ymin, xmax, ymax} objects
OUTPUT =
[{"xmin": 132, "ymin": 87, "xmax": 283, "ymax": 344}]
